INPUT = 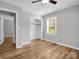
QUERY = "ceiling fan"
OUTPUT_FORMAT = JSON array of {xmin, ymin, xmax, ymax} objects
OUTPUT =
[{"xmin": 32, "ymin": 0, "xmax": 57, "ymax": 4}]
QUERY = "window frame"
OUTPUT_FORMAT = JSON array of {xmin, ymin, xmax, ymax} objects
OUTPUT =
[{"xmin": 47, "ymin": 16, "xmax": 57, "ymax": 35}]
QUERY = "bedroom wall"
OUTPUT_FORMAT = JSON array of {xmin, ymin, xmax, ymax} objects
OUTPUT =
[
  {"xmin": 22, "ymin": 11, "xmax": 31, "ymax": 45},
  {"xmin": 43, "ymin": 5, "xmax": 79, "ymax": 49}
]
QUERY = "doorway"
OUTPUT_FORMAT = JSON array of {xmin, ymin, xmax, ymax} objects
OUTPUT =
[
  {"xmin": 0, "ymin": 11, "xmax": 16, "ymax": 48},
  {"xmin": 30, "ymin": 18, "xmax": 42, "ymax": 40}
]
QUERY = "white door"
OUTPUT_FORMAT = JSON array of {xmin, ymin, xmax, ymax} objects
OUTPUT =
[{"xmin": 0, "ymin": 17, "xmax": 4, "ymax": 44}]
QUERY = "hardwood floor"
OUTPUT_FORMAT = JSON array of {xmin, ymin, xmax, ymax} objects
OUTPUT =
[{"xmin": 0, "ymin": 39, "xmax": 79, "ymax": 59}]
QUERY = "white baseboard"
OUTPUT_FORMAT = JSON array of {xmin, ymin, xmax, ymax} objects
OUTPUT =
[
  {"xmin": 4, "ymin": 35, "xmax": 13, "ymax": 37},
  {"xmin": 43, "ymin": 39, "xmax": 79, "ymax": 50},
  {"xmin": 22, "ymin": 41, "xmax": 31, "ymax": 45},
  {"xmin": 16, "ymin": 45, "xmax": 23, "ymax": 48},
  {"xmin": 16, "ymin": 41, "xmax": 31, "ymax": 48}
]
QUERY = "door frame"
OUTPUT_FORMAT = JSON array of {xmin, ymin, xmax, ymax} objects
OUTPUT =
[
  {"xmin": 0, "ymin": 17, "xmax": 4, "ymax": 44},
  {"xmin": 0, "ymin": 8, "xmax": 19, "ymax": 48},
  {"xmin": 1, "ymin": 15, "xmax": 15, "ymax": 43},
  {"xmin": 30, "ymin": 16, "xmax": 43, "ymax": 40}
]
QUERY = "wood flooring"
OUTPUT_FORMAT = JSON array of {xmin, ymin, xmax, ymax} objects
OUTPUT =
[{"xmin": 0, "ymin": 38, "xmax": 79, "ymax": 59}]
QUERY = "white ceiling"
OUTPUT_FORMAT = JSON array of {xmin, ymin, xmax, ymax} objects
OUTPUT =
[{"xmin": 1, "ymin": 0, "xmax": 79, "ymax": 16}]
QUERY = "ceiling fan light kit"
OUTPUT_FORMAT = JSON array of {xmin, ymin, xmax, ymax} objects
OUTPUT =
[{"xmin": 32, "ymin": 0, "xmax": 57, "ymax": 5}]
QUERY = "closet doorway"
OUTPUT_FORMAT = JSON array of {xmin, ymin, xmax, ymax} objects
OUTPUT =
[{"xmin": 30, "ymin": 18, "xmax": 43, "ymax": 40}]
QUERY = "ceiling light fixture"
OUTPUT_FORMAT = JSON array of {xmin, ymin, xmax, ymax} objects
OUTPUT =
[
  {"xmin": 42, "ymin": 0, "xmax": 49, "ymax": 4},
  {"xmin": 32, "ymin": 0, "xmax": 57, "ymax": 5}
]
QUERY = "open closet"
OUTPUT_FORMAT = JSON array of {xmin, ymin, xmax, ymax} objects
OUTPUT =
[{"xmin": 30, "ymin": 17, "xmax": 43, "ymax": 40}]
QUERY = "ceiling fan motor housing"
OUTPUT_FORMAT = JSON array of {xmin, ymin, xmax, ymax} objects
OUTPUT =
[{"xmin": 42, "ymin": 0, "xmax": 49, "ymax": 4}]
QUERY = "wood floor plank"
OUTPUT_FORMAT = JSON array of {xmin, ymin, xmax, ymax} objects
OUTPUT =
[{"xmin": 0, "ymin": 38, "xmax": 79, "ymax": 59}]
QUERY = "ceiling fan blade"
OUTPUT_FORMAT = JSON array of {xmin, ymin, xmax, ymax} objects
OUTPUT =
[
  {"xmin": 49, "ymin": 0, "xmax": 57, "ymax": 4},
  {"xmin": 32, "ymin": 0, "xmax": 41, "ymax": 3}
]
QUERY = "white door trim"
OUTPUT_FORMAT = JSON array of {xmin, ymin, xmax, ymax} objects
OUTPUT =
[
  {"xmin": 0, "ymin": 17, "xmax": 4, "ymax": 44},
  {"xmin": 0, "ymin": 8, "xmax": 22, "ymax": 48},
  {"xmin": 30, "ymin": 16, "xmax": 43, "ymax": 40},
  {"xmin": 3, "ymin": 16, "xmax": 15, "ymax": 43}
]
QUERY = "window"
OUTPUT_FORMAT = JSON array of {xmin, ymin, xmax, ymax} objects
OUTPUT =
[{"xmin": 47, "ymin": 17, "xmax": 57, "ymax": 35}]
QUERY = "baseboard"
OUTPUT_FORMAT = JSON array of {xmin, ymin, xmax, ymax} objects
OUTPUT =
[
  {"xmin": 4, "ymin": 35, "xmax": 13, "ymax": 37},
  {"xmin": 43, "ymin": 39, "xmax": 79, "ymax": 50},
  {"xmin": 16, "ymin": 41, "xmax": 31, "ymax": 48},
  {"xmin": 22, "ymin": 41, "xmax": 31, "ymax": 45},
  {"xmin": 16, "ymin": 45, "xmax": 23, "ymax": 48},
  {"xmin": 13, "ymin": 41, "xmax": 16, "ymax": 44}
]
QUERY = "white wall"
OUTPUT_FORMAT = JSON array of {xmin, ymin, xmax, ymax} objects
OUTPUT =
[
  {"xmin": 43, "ymin": 5, "xmax": 79, "ymax": 49},
  {"xmin": 22, "ymin": 11, "xmax": 31, "ymax": 45}
]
